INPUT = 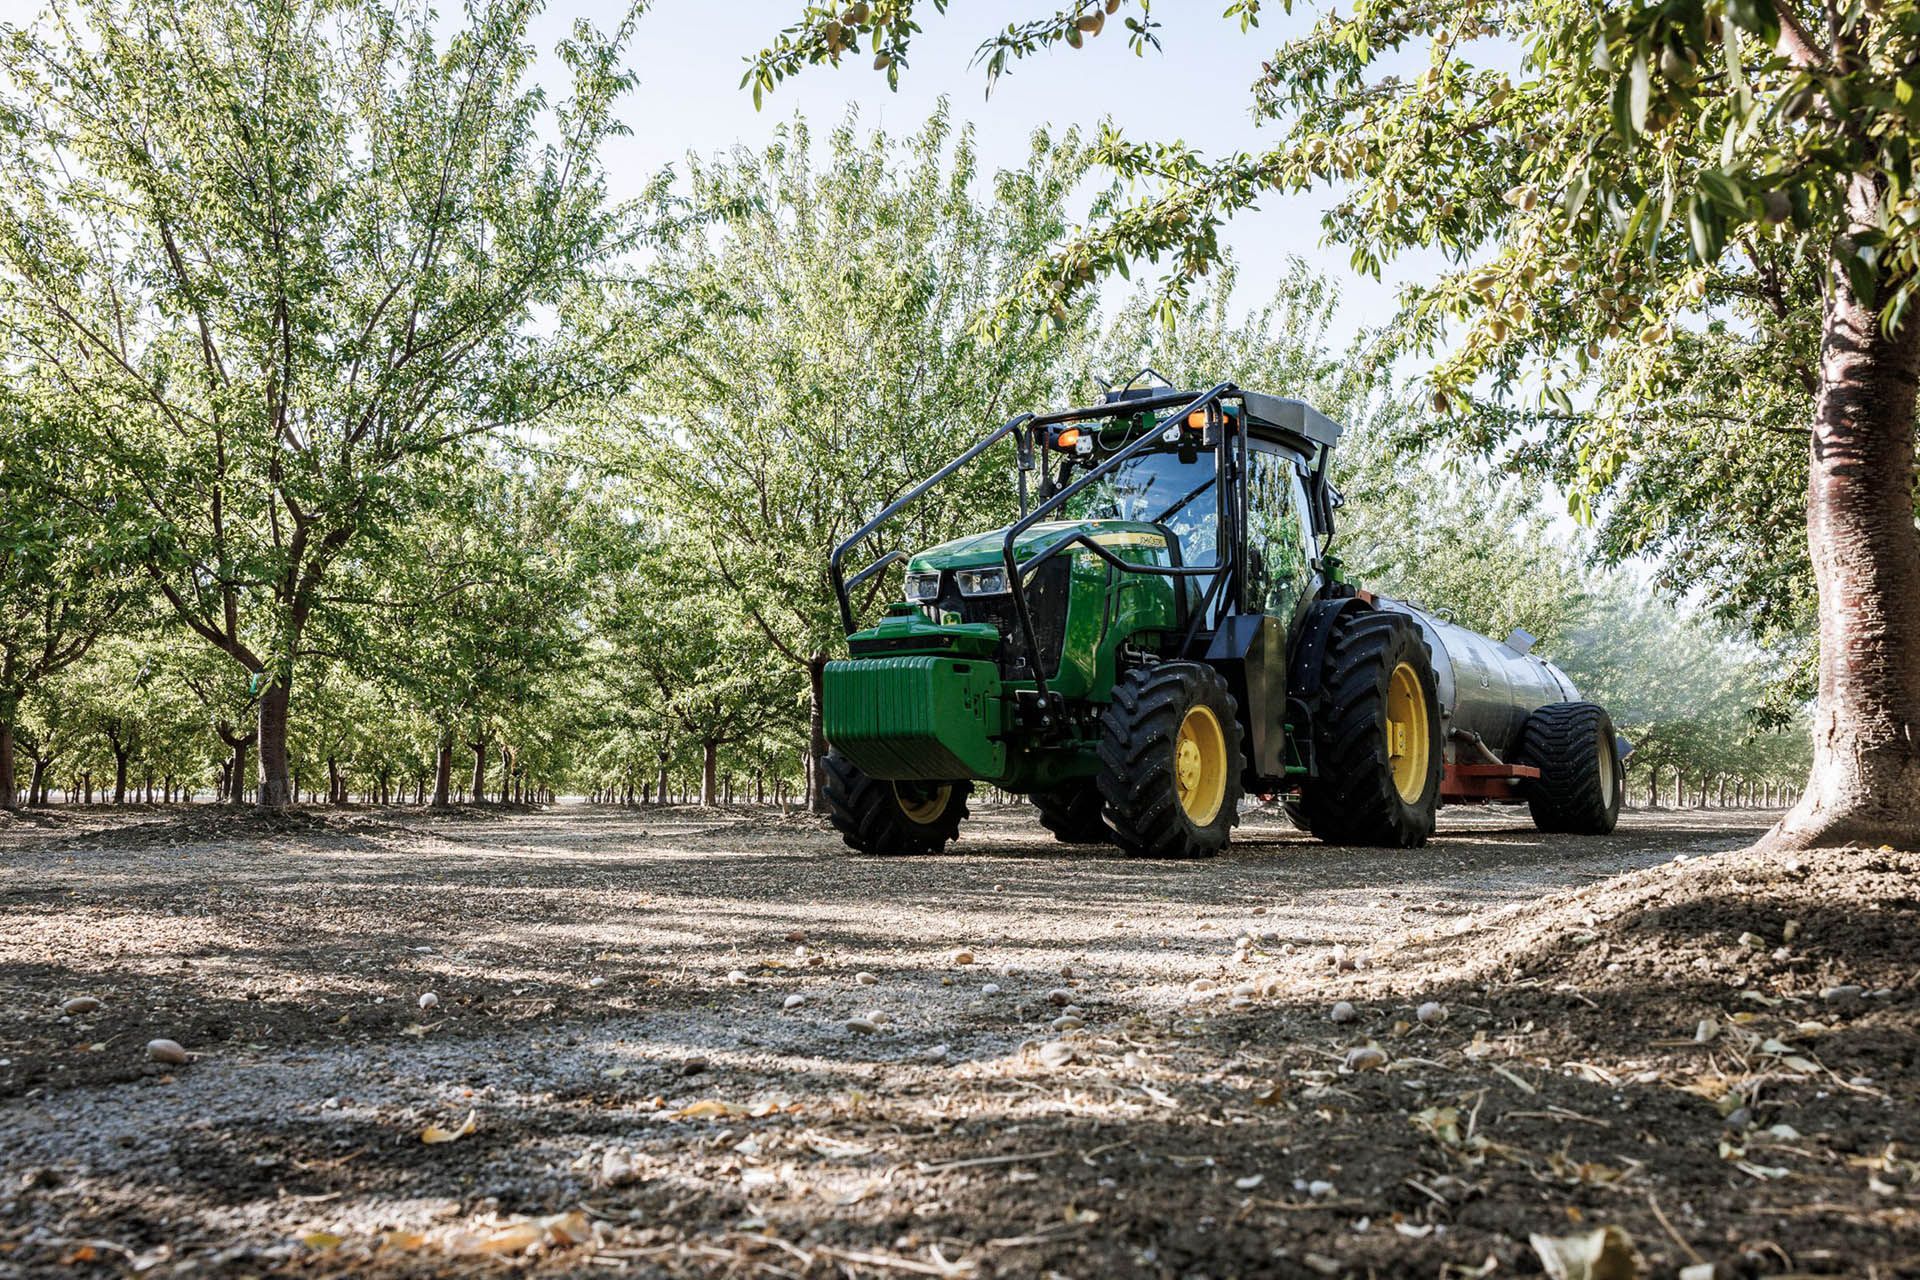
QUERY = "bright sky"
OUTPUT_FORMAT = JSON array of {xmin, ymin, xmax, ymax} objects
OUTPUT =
[{"xmin": 544, "ymin": 0, "xmax": 1458, "ymax": 345}]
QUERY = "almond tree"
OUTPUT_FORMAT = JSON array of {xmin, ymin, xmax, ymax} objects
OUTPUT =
[
  {"xmin": 755, "ymin": 0, "xmax": 1920, "ymax": 849},
  {"xmin": 0, "ymin": 0, "xmax": 644, "ymax": 806},
  {"xmin": 0, "ymin": 379, "xmax": 138, "ymax": 808},
  {"xmin": 602, "ymin": 107, "xmax": 1090, "ymax": 809}
]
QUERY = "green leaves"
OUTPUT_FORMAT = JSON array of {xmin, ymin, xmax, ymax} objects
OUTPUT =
[
  {"xmin": 595, "ymin": 105, "xmax": 1090, "ymax": 727},
  {"xmin": 1723, "ymin": 0, "xmax": 1782, "ymax": 48},
  {"xmin": 1625, "ymin": 46, "xmax": 1650, "ymax": 140},
  {"xmin": 0, "ymin": 0, "xmax": 644, "ymax": 797}
]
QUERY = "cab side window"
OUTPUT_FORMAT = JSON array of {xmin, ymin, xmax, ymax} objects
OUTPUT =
[{"xmin": 1245, "ymin": 448, "xmax": 1315, "ymax": 622}]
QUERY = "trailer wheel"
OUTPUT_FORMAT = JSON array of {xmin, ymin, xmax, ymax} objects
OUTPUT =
[
  {"xmin": 1097, "ymin": 662, "xmax": 1244, "ymax": 859},
  {"xmin": 1517, "ymin": 702, "xmax": 1622, "ymax": 834},
  {"xmin": 1297, "ymin": 612, "xmax": 1442, "ymax": 847},
  {"xmin": 823, "ymin": 751, "xmax": 971, "ymax": 855},
  {"xmin": 1032, "ymin": 785, "xmax": 1110, "ymax": 844}
]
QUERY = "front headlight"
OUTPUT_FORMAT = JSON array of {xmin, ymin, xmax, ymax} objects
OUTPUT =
[
  {"xmin": 955, "ymin": 567, "xmax": 1010, "ymax": 597},
  {"xmin": 904, "ymin": 571, "xmax": 942, "ymax": 603}
]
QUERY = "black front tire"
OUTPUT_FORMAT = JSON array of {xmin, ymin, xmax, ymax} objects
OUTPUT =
[
  {"xmin": 1097, "ymin": 662, "xmax": 1244, "ymax": 859},
  {"xmin": 1032, "ymin": 784, "xmax": 1110, "ymax": 844},
  {"xmin": 1517, "ymin": 702, "xmax": 1623, "ymax": 834},
  {"xmin": 1296, "ymin": 611, "xmax": 1443, "ymax": 848},
  {"xmin": 823, "ymin": 751, "xmax": 971, "ymax": 855}
]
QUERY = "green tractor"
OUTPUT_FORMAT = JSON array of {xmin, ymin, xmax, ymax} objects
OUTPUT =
[{"xmin": 823, "ymin": 380, "xmax": 1626, "ymax": 858}]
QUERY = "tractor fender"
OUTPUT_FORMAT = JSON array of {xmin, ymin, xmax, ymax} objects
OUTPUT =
[{"xmin": 1286, "ymin": 595, "xmax": 1375, "ymax": 712}]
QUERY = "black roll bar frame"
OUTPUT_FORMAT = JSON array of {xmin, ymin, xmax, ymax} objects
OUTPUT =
[
  {"xmin": 999, "ymin": 382, "xmax": 1240, "ymax": 708},
  {"xmin": 827, "ymin": 382, "xmax": 1252, "ymax": 713},
  {"xmin": 829, "ymin": 412, "xmax": 1036, "ymax": 636}
]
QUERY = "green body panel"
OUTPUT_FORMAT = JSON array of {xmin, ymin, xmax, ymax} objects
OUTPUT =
[
  {"xmin": 847, "ymin": 603, "xmax": 1001, "ymax": 659},
  {"xmin": 825, "ymin": 519, "xmax": 1189, "ymax": 788},
  {"xmin": 823, "ymin": 655, "xmax": 1006, "ymax": 781},
  {"xmin": 907, "ymin": 518, "xmax": 1184, "ymax": 705}
]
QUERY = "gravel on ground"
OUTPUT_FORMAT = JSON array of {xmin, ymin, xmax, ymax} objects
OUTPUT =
[{"xmin": 0, "ymin": 802, "xmax": 1912, "ymax": 1278}]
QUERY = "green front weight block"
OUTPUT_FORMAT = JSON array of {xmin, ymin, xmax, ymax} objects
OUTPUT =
[{"xmin": 824, "ymin": 654, "xmax": 1006, "ymax": 782}]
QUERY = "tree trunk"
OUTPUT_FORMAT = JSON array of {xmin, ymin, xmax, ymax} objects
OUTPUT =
[
  {"xmin": 0, "ymin": 718, "xmax": 14, "ymax": 811},
  {"xmin": 471, "ymin": 735, "xmax": 487, "ymax": 802},
  {"xmin": 702, "ymin": 739, "xmax": 719, "ymax": 806},
  {"xmin": 113, "ymin": 751, "xmax": 128, "ymax": 804},
  {"xmin": 655, "ymin": 758, "xmax": 669, "ymax": 807},
  {"xmin": 1767, "ymin": 182, "xmax": 1920, "ymax": 848},
  {"xmin": 29, "ymin": 755, "xmax": 48, "ymax": 806},
  {"xmin": 808, "ymin": 652, "xmax": 829, "ymax": 813},
  {"xmin": 256, "ymin": 680, "xmax": 293, "ymax": 807},
  {"xmin": 432, "ymin": 733, "xmax": 453, "ymax": 808}
]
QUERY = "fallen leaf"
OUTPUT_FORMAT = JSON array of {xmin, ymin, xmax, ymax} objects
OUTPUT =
[
  {"xmin": 804, "ymin": 1132, "xmax": 873, "ymax": 1159},
  {"xmin": 300, "ymin": 1232, "xmax": 344, "ymax": 1251},
  {"xmin": 442, "ymin": 1211, "xmax": 592, "ymax": 1257},
  {"xmin": 668, "ymin": 1098, "xmax": 748, "ymax": 1120},
  {"xmin": 422, "ymin": 1110, "xmax": 478, "ymax": 1144},
  {"xmin": 1529, "ymin": 1225, "xmax": 1640, "ymax": 1280}
]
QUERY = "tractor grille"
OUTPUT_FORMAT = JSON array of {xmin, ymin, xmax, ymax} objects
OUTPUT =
[{"xmin": 932, "ymin": 558, "xmax": 1071, "ymax": 680}]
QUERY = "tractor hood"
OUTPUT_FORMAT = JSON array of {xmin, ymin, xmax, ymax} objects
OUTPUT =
[{"xmin": 907, "ymin": 519, "xmax": 1172, "ymax": 572}]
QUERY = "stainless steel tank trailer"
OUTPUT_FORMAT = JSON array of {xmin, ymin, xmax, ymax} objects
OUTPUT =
[{"xmin": 821, "ymin": 378, "xmax": 1631, "ymax": 858}]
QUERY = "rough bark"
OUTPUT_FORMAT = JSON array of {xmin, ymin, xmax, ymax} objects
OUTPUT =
[
  {"xmin": 808, "ymin": 652, "xmax": 829, "ymax": 813},
  {"xmin": 1765, "ymin": 180, "xmax": 1920, "ymax": 850},
  {"xmin": 470, "ymin": 733, "xmax": 488, "ymax": 802},
  {"xmin": 702, "ymin": 739, "xmax": 719, "ymax": 806},
  {"xmin": 0, "ymin": 719, "xmax": 14, "ymax": 811},
  {"xmin": 432, "ymin": 734, "xmax": 453, "ymax": 808},
  {"xmin": 256, "ymin": 681, "xmax": 293, "ymax": 807}
]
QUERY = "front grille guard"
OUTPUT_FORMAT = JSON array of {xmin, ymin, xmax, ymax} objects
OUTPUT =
[{"xmin": 830, "ymin": 382, "xmax": 1244, "ymax": 711}]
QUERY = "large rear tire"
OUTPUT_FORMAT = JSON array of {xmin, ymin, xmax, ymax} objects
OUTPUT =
[
  {"xmin": 1296, "ymin": 612, "xmax": 1443, "ymax": 847},
  {"xmin": 1097, "ymin": 662, "xmax": 1244, "ymax": 859},
  {"xmin": 823, "ymin": 751, "xmax": 971, "ymax": 855},
  {"xmin": 1517, "ymin": 702, "xmax": 1623, "ymax": 834},
  {"xmin": 1032, "ymin": 785, "xmax": 1109, "ymax": 844}
]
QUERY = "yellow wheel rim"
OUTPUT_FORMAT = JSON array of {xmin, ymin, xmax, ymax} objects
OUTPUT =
[
  {"xmin": 1385, "ymin": 661, "xmax": 1431, "ymax": 804},
  {"xmin": 1174, "ymin": 704, "xmax": 1229, "ymax": 826},
  {"xmin": 895, "ymin": 783, "xmax": 951, "ymax": 825}
]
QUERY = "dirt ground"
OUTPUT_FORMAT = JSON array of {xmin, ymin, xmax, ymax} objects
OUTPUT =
[{"xmin": 0, "ymin": 801, "xmax": 1914, "ymax": 1279}]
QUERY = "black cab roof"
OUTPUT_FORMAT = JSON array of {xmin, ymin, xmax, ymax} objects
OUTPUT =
[{"xmin": 1099, "ymin": 386, "xmax": 1342, "ymax": 450}]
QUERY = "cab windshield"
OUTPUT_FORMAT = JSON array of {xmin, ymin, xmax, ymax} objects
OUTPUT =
[{"xmin": 1059, "ymin": 445, "xmax": 1218, "ymax": 567}]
